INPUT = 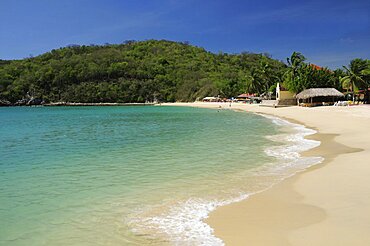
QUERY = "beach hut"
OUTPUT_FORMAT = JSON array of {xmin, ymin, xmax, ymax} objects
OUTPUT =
[
  {"xmin": 296, "ymin": 88, "xmax": 344, "ymax": 107},
  {"xmin": 235, "ymin": 93, "xmax": 254, "ymax": 102}
]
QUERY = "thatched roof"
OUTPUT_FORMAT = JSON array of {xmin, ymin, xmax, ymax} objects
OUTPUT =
[{"xmin": 296, "ymin": 88, "xmax": 344, "ymax": 99}]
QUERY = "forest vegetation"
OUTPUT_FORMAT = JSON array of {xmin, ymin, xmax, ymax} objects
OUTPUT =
[{"xmin": 0, "ymin": 40, "xmax": 369, "ymax": 104}]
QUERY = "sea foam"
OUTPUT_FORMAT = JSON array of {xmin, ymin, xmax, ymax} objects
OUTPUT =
[
  {"xmin": 130, "ymin": 194, "xmax": 248, "ymax": 245},
  {"xmin": 261, "ymin": 114, "xmax": 323, "ymax": 173}
]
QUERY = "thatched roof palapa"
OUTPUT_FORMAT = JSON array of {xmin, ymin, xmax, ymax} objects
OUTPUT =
[{"xmin": 296, "ymin": 88, "xmax": 344, "ymax": 100}]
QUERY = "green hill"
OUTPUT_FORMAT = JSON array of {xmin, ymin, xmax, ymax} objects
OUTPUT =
[{"xmin": 0, "ymin": 40, "xmax": 286, "ymax": 103}]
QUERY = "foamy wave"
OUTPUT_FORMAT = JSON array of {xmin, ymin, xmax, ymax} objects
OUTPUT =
[
  {"xmin": 259, "ymin": 114, "xmax": 323, "ymax": 172},
  {"xmin": 129, "ymin": 193, "xmax": 248, "ymax": 246}
]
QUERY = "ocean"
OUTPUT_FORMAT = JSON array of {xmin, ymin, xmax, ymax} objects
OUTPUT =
[{"xmin": 0, "ymin": 106, "xmax": 321, "ymax": 245}]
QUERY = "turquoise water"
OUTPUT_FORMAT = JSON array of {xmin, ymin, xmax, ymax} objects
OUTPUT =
[{"xmin": 0, "ymin": 106, "xmax": 317, "ymax": 245}]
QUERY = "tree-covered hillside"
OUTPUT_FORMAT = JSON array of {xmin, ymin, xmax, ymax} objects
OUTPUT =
[{"xmin": 0, "ymin": 40, "xmax": 286, "ymax": 103}]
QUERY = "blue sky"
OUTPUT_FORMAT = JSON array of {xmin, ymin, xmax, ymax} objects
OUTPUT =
[{"xmin": 0, "ymin": 0, "xmax": 369, "ymax": 68}]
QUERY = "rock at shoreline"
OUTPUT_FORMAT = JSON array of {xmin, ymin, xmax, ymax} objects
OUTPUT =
[
  {"xmin": 27, "ymin": 98, "xmax": 44, "ymax": 105},
  {"xmin": 7, "ymin": 98, "xmax": 45, "ymax": 106},
  {"xmin": 14, "ymin": 99, "xmax": 28, "ymax": 106},
  {"xmin": 0, "ymin": 100, "xmax": 12, "ymax": 106}
]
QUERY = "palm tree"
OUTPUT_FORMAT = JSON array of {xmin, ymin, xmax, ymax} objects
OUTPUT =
[
  {"xmin": 258, "ymin": 56, "xmax": 272, "ymax": 94},
  {"xmin": 245, "ymin": 69, "xmax": 263, "ymax": 94},
  {"xmin": 283, "ymin": 52, "xmax": 307, "ymax": 92},
  {"xmin": 340, "ymin": 59, "xmax": 369, "ymax": 101},
  {"xmin": 286, "ymin": 52, "xmax": 306, "ymax": 82}
]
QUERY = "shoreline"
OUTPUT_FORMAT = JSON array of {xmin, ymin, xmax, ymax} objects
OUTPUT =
[
  {"xmin": 162, "ymin": 102, "xmax": 370, "ymax": 245},
  {"xmin": 0, "ymin": 102, "xmax": 158, "ymax": 107}
]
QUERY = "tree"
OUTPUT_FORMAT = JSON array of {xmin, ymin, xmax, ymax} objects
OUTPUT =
[
  {"xmin": 245, "ymin": 69, "xmax": 264, "ymax": 94},
  {"xmin": 340, "ymin": 59, "xmax": 369, "ymax": 101},
  {"xmin": 283, "ymin": 52, "xmax": 307, "ymax": 92},
  {"xmin": 286, "ymin": 52, "xmax": 306, "ymax": 80}
]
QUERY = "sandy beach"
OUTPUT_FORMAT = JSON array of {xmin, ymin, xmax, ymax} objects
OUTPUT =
[{"xmin": 163, "ymin": 102, "xmax": 370, "ymax": 245}]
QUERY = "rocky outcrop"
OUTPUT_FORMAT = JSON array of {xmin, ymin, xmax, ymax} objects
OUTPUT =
[
  {"xmin": 14, "ymin": 99, "xmax": 28, "ymax": 106},
  {"xmin": 27, "ymin": 98, "xmax": 44, "ymax": 105},
  {"xmin": 0, "ymin": 99, "xmax": 12, "ymax": 106},
  {"xmin": 13, "ymin": 98, "xmax": 44, "ymax": 106}
]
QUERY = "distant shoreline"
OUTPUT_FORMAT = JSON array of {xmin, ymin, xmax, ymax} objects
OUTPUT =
[
  {"xmin": 44, "ymin": 102, "xmax": 156, "ymax": 106},
  {"xmin": 0, "ymin": 102, "xmax": 156, "ymax": 107}
]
